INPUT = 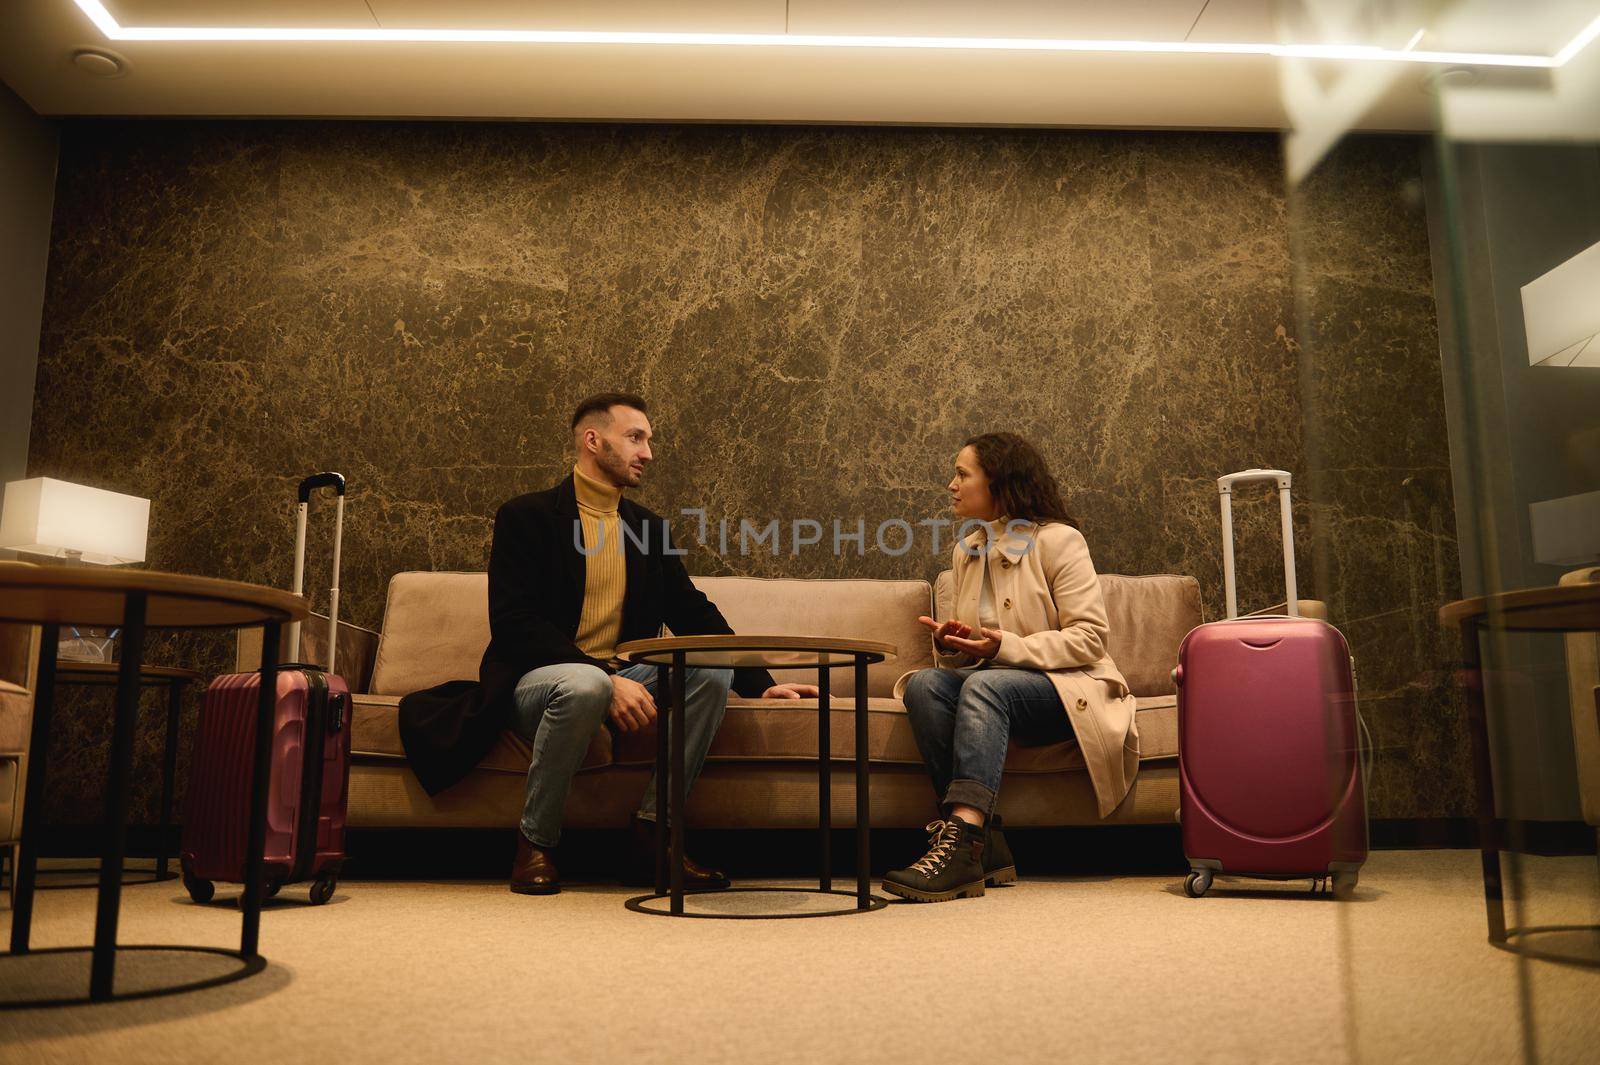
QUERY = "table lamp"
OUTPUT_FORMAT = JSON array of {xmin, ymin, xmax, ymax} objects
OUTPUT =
[
  {"xmin": 1522, "ymin": 238, "xmax": 1600, "ymax": 368},
  {"xmin": 0, "ymin": 477, "xmax": 151, "ymax": 661}
]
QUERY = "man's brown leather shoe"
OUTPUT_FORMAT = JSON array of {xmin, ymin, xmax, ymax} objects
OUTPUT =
[
  {"xmin": 622, "ymin": 815, "xmax": 731, "ymax": 890},
  {"xmin": 510, "ymin": 834, "xmax": 561, "ymax": 895}
]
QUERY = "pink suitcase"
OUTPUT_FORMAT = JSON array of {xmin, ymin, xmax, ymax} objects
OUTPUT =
[
  {"xmin": 1175, "ymin": 469, "xmax": 1369, "ymax": 899},
  {"xmin": 180, "ymin": 473, "xmax": 352, "ymax": 906}
]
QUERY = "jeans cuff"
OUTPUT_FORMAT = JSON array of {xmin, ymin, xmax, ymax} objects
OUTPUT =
[
  {"xmin": 942, "ymin": 779, "xmax": 996, "ymax": 817},
  {"xmin": 520, "ymin": 821, "xmax": 558, "ymax": 849}
]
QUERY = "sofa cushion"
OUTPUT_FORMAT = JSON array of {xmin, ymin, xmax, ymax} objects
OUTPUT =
[
  {"xmin": 0, "ymin": 683, "xmax": 32, "ymax": 752},
  {"xmin": 1004, "ymin": 694, "xmax": 1176, "ymax": 773},
  {"xmin": 934, "ymin": 569, "xmax": 1200, "ymax": 698},
  {"xmin": 351, "ymin": 694, "xmax": 611, "ymax": 775},
  {"xmin": 369, "ymin": 571, "xmax": 934, "ymax": 698},
  {"xmin": 349, "ymin": 689, "xmax": 1177, "ymax": 783},
  {"xmin": 682, "ymin": 577, "xmax": 933, "ymax": 698},
  {"xmin": 369, "ymin": 572, "xmax": 490, "ymax": 696},
  {"xmin": 689, "ymin": 694, "xmax": 1175, "ymax": 769},
  {"xmin": 612, "ymin": 696, "xmax": 921, "ymax": 766}
]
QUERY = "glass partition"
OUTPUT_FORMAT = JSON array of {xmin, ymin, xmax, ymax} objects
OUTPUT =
[{"xmin": 1275, "ymin": 0, "xmax": 1600, "ymax": 1057}]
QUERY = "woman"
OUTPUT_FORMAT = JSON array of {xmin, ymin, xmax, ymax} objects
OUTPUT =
[{"xmin": 883, "ymin": 432, "xmax": 1139, "ymax": 903}]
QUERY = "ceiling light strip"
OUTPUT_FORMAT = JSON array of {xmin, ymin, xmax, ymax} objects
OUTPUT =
[
  {"xmin": 1554, "ymin": 13, "xmax": 1600, "ymax": 65},
  {"xmin": 71, "ymin": 0, "xmax": 1581, "ymax": 69}
]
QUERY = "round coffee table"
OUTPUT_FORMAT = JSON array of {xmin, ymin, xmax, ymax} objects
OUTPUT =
[
  {"xmin": 614, "ymin": 635, "xmax": 896, "ymax": 919},
  {"xmin": 1441, "ymin": 581, "xmax": 1600, "ymax": 969},
  {"xmin": 0, "ymin": 562, "xmax": 307, "ymax": 1007}
]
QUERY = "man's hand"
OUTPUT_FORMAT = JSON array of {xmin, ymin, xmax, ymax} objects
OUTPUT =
[
  {"xmin": 608, "ymin": 675, "xmax": 657, "ymax": 732},
  {"xmin": 762, "ymin": 683, "xmax": 820, "ymax": 700},
  {"xmin": 918, "ymin": 615, "xmax": 1001, "ymax": 660}
]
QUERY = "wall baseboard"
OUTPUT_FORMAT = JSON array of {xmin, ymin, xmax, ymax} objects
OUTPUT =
[{"xmin": 27, "ymin": 818, "xmax": 1595, "ymax": 881}]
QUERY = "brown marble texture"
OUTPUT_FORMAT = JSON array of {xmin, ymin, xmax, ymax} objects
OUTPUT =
[
  {"xmin": 1289, "ymin": 138, "xmax": 1469, "ymax": 820},
  {"xmin": 27, "ymin": 121, "xmax": 1461, "ymax": 824}
]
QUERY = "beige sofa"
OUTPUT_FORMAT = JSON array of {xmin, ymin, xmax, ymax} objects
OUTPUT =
[
  {"xmin": 0, "ymin": 621, "xmax": 42, "ymax": 905},
  {"xmin": 1561, "ymin": 565, "xmax": 1600, "ymax": 833},
  {"xmin": 244, "ymin": 571, "xmax": 1218, "ymax": 830}
]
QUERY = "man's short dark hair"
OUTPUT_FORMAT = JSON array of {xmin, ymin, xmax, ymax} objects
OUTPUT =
[{"xmin": 570, "ymin": 392, "xmax": 648, "ymax": 430}]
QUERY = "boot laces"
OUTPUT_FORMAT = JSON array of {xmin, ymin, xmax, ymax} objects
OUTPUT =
[{"xmin": 909, "ymin": 820, "xmax": 962, "ymax": 876}]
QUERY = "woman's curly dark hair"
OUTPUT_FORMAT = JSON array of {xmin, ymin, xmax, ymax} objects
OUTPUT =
[{"xmin": 963, "ymin": 432, "xmax": 1079, "ymax": 529}]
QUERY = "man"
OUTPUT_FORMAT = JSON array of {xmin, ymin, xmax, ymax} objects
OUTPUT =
[{"xmin": 400, "ymin": 392, "xmax": 816, "ymax": 895}]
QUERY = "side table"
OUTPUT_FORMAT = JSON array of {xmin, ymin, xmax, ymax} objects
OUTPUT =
[
  {"xmin": 0, "ymin": 562, "xmax": 307, "ymax": 1007},
  {"xmin": 616, "ymin": 634, "xmax": 896, "ymax": 919},
  {"xmin": 39, "ymin": 662, "xmax": 203, "ymax": 885},
  {"xmin": 1440, "ymin": 581, "xmax": 1600, "ymax": 968}
]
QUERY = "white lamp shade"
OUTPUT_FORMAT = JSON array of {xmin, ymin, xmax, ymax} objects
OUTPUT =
[
  {"xmin": 1530, "ymin": 490, "xmax": 1600, "ymax": 566},
  {"xmin": 0, "ymin": 477, "xmax": 150, "ymax": 565},
  {"xmin": 1521, "ymin": 239, "xmax": 1600, "ymax": 368}
]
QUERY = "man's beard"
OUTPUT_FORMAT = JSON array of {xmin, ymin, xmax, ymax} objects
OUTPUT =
[{"xmin": 598, "ymin": 440, "xmax": 642, "ymax": 487}]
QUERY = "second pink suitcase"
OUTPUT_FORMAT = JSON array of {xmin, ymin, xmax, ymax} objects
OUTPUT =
[
  {"xmin": 180, "ymin": 473, "xmax": 352, "ymax": 906},
  {"xmin": 1175, "ymin": 469, "xmax": 1369, "ymax": 899}
]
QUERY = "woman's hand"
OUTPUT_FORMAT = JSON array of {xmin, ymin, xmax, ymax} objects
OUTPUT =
[
  {"xmin": 918, "ymin": 615, "xmax": 969, "ymax": 653},
  {"xmin": 943, "ymin": 626, "xmax": 1003, "ymax": 660},
  {"xmin": 763, "ymin": 683, "xmax": 821, "ymax": 699},
  {"xmin": 917, "ymin": 615, "xmax": 1002, "ymax": 659}
]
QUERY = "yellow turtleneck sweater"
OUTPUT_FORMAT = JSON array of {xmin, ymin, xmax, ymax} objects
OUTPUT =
[{"xmin": 573, "ymin": 465, "xmax": 627, "ymax": 662}]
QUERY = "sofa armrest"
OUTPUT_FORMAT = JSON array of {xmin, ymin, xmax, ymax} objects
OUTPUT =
[
  {"xmin": 234, "ymin": 612, "xmax": 382, "ymax": 693},
  {"xmin": 0, "ymin": 622, "xmax": 41, "ymax": 694}
]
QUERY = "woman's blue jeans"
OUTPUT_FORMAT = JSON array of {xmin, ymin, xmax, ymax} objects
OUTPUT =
[{"xmin": 900, "ymin": 666, "xmax": 1074, "ymax": 818}]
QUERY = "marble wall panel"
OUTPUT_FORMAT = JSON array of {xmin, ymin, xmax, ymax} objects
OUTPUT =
[
  {"xmin": 27, "ymin": 121, "xmax": 1459, "ymax": 824},
  {"xmin": 1289, "ymin": 137, "xmax": 1471, "ymax": 818}
]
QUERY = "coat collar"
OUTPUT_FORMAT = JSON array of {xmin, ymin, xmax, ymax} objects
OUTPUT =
[
  {"xmin": 956, "ymin": 517, "xmax": 1038, "ymax": 563},
  {"xmin": 552, "ymin": 472, "xmax": 579, "ymax": 517}
]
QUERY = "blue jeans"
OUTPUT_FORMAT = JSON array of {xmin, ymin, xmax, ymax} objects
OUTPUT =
[
  {"xmin": 901, "ymin": 667, "xmax": 1074, "ymax": 818},
  {"xmin": 509, "ymin": 661, "xmax": 733, "ymax": 847}
]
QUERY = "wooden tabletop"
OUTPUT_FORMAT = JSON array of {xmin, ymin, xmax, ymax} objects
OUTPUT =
[
  {"xmin": 0, "ymin": 562, "xmax": 308, "ymax": 630},
  {"xmin": 55, "ymin": 661, "xmax": 205, "ymax": 684},
  {"xmin": 617, "ymin": 634, "xmax": 897, "ymax": 669},
  {"xmin": 1439, "ymin": 581, "xmax": 1600, "ymax": 633}
]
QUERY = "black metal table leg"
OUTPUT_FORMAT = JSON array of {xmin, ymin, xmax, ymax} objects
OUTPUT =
[
  {"xmin": 156, "ymin": 678, "xmax": 183, "ymax": 881},
  {"xmin": 669, "ymin": 653, "xmax": 686, "ymax": 916},
  {"xmin": 655, "ymin": 663, "xmax": 669, "ymax": 896},
  {"xmin": 10, "ymin": 623, "xmax": 60, "ymax": 954},
  {"xmin": 240, "ymin": 621, "xmax": 280, "ymax": 960},
  {"xmin": 1459, "ymin": 619, "xmax": 1508, "ymax": 944},
  {"xmin": 855, "ymin": 656, "xmax": 870, "ymax": 909},
  {"xmin": 818, "ymin": 665, "xmax": 831, "ymax": 892},
  {"xmin": 89, "ymin": 593, "xmax": 148, "ymax": 1001}
]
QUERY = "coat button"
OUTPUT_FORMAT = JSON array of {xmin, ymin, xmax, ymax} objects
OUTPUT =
[
  {"xmin": 1076, "ymin": 698, "xmax": 1088, "ymax": 711},
  {"xmin": 1003, "ymin": 598, "xmax": 1012, "ymax": 610},
  {"xmin": 1001, "ymin": 559, "xmax": 1012, "ymax": 569}
]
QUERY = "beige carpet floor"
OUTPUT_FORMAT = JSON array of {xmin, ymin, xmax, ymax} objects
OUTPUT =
[{"xmin": 2, "ymin": 850, "xmax": 1598, "ymax": 1065}]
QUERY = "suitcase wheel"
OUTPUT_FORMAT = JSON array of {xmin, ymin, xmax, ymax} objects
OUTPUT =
[
  {"xmin": 1183, "ymin": 870, "xmax": 1213, "ymax": 898},
  {"xmin": 183, "ymin": 874, "xmax": 214, "ymax": 904},
  {"xmin": 1332, "ymin": 871, "xmax": 1359, "ymax": 900},
  {"xmin": 310, "ymin": 875, "xmax": 336, "ymax": 905}
]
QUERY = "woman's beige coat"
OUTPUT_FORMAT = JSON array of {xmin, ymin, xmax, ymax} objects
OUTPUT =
[{"xmin": 895, "ymin": 519, "xmax": 1140, "ymax": 817}]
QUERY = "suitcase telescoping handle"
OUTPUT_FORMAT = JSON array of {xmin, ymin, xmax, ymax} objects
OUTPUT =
[
  {"xmin": 287, "ymin": 472, "xmax": 346, "ymax": 675},
  {"xmin": 1217, "ymin": 468, "xmax": 1298, "ymax": 620}
]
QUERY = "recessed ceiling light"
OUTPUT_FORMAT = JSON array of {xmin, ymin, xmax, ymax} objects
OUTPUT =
[
  {"xmin": 70, "ymin": 47, "xmax": 125, "ymax": 78},
  {"xmin": 66, "ymin": 0, "xmax": 1600, "ymax": 71},
  {"xmin": 1418, "ymin": 65, "xmax": 1484, "ymax": 94}
]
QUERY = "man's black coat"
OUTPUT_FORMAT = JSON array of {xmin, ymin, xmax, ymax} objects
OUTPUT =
[{"xmin": 398, "ymin": 474, "xmax": 775, "ymax": 796}]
